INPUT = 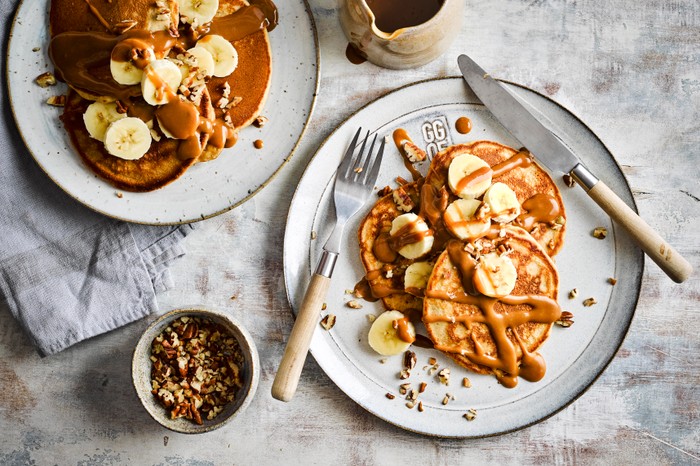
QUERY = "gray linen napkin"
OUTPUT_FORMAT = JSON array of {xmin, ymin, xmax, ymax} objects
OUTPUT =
[{"xmin": 0, "ymin": 1, "xmax": 195, "ymax": 356}]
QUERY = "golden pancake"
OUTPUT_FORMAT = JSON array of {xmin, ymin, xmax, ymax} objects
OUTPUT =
[
  {"xmin": 425, "ymin": 141, "xmax": 566, "ymax": 256},
  {"xmin": 357, "ymin": 182, "xmax": 425, "ymax": 318},
  {"xmin": 423, "ymin": 226, "xmax": 561, "ymax": 388},
  {"xmin": 61, "ymin": 89, "xmax": 204, "ymax": 191},
  {"xmin": 48, "ymin": 0, "xmax": 274, "ymax": 190},
  {"xmin": 356, "ymin": 140, "xmax": 566, "ymax": 313}
]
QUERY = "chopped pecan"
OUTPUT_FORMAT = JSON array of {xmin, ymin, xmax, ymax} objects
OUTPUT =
[
  {"xmin": 46, "ymin": 95, "xmax": 66, "ymax": 106},
  {"xmin": 377, "ymin": 186, "xmax": 392, "ymax": 197},
  {"xmin": 583, "ymin": 297, "xmax": 597, "ymax": 307},
  {"xmin": 320, "ymin": 314, "xmax": 336, "ymax": 331},
  {"xmin": 555, "ymin": 311, "xmax": 574, "ymax": 328},
  {"xmin": 253, "ymin": 115, "xmax": 269, "ymax": 128},
  {"xmin": 403, "ymin": 141, "xmax": 426, "ymax": 162},
  {"xmin": 403, "ymin": 350, "xmax": 417, "ymax": 371},
  {"xmin": 35, "ymin": 72, "xmax": 56, "ymax": 88},
  {"xmin": 562, "ymin": 173, "xmax": 575, "ymax": 188},
  {"xmin": 592, "ymin": 227, "xmax": 608, "ymax": 239},
  {"xmin": 392, "ymin": 186, "xmax": 415, "ymax": 212},
  {"xmin": 464, "ymin": 409, "xmax": 477, "ymax": 421}
]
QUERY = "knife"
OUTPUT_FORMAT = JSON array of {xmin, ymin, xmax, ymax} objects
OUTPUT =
[{"xmin": 458, "ymin": 54, "xmax": 692, "ymax": 283}]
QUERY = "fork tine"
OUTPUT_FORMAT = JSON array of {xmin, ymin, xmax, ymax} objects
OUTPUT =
[
  {"xmin": 337, "ymin": 127, "xmax": 362, "ymax": 176},
  {"xmin": 363, "ymin": 137, "xmax": 385, "ymax": 187},
  {"xmin": 347, "ymin": 130, "xmax": 371, "ymax": 179},
  {"xmin": 359, "ymin": 133, "xmax": 378, "ymax": 178}
]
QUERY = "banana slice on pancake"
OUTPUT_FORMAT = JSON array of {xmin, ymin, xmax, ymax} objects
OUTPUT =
[
  {"xmin": 186, "ymin": 47, "xmax": 217, "ymax": 77},
  {"xmin": 443, "ymin": 198, "xmax": 491, "ymax": 240},
  {"xmin": 483, "ymin": 182, "xmax": 521, "ymax": 223},
  {"xmin": 83, "ymin": 101, "xmax": 127, "ymax": 142},
  {"xmin": 110, "ymin": 40, "xmax": 156, "ymax": 86},
  {"xmin": 448, "ymin": 153, "xmax": 493, "ymax": 199},
  {"xmin": 103, "ymin": 117, "xmax": 152, "ymax": 160},
  {"xmin": 141, "ymin": 59, "xmax": 182, "ymax": 106},
  {"xmin": 197, "ymin": 35, "xmax": 239, "ymax": 77},
  {"xmin": 390, "ymin": 213, "xmax": 434, "ymax": 259},
  {"xmin": 178, "ymin": 0, "xmax": 219, "ymax": 25},
  {"xmin": 404, "ymin": 261, "xmax": 434, "ymax": 291},
  {"xmin": 368, "ymin": 310, "xmax": 416, "ymax": 356},
  {"xmin": 473, "ymin": 252, "xmax": 518, "ymax": 298}
]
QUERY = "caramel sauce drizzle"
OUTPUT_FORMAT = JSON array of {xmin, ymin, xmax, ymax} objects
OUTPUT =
[
  {"xmin": 392, "ymin": 128, "xmax": 423, "ymax": 181},
  {"xmin": 455, "ymin": 116, "xmax": 472, "ymax": 135},
  {"xmin": 394, "ymin": 317, "xmax": 416, "ymax": 343},
  {"xmin": 371, "ymin": 220, "xmax": 432, "ymax": 263},
  {"xmin": 516, "ymin": 193, "xmax": 561, "ymax": 231},
  {"xmin": 248, "ymin": 0, "xmax": 279, "ymax": 32},
  {"xmin": 353, "ymin": 271, "xmax": 404, "ymax": 302},
  {"xmin": 83, "ymin": 0, "xmax": 113, "ymax": 32},
  {"xmin": 418, "ymin": 183, "xmax": 451, "ymax": 251},
  {"xmin": 456, "ymin": 166, "xmax": 493, "ymax": 193},
  {"xmin": 491, "ymin": 149, "xmax": 533, "ymax": 178},
  {"xmin": 49, "ymin": 3, "xmax": 276, "ymax": 160},
  {"xmin": 424, "ymin": 288, "xmax": 560, "ymax": 387}
]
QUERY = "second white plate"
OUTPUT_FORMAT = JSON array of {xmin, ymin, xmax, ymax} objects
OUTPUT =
[{"xmin": 7, "ymin": 0, "xmax": 319, "ymax": 225}]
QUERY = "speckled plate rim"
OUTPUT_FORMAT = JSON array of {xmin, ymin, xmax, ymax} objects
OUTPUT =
[
  {"xmin": 6, "ymin": 0, "xmax": 320, "ymax": 226},
  {"xmin": 131, "ymin": 306, "xmax": 260, "ymax": 434},
  {"xmin": 282, "ymin": 76, "xmax": 644, "ymax": 438}
]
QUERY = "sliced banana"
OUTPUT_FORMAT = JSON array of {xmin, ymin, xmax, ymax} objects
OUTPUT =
[
  {"xmin": 83, "ymin": 101, "xmax": 127, "ymax": 142},
  {"xmin": 141, "ymin": 59, "xmax": 181, "ymax": 106},
  {"xmin": 447, "ymin": 153, "xmax": 493, "ymax": 199},
  {"xmin": 196, "ymin": 34, "xmax": 238, "ymax": 77},
  {"xmin": 473, "ymin": 252, "xmax": 518, "ymax": 298},
  {"xmin": 146, "ymin": 2, "xmax": 178, "ymax": 32},
  {"xmin": 404, "ymin": 261, "xmax": 435, "ymax": 291},
  {"xmin": 390, "ymin": 213, "xmax": 434, "ymax": 259},
  {"xmin": 186, "ymin": 46, "xmax": 216, "ymax": 77},
  {"xmin": 103, "ymin": 117, "xmax": 152, "ymax": 160},
  {"xmin": 178, "ymin": 0, "xmax": 218, "ymax": 25},
  {"xmin": 168, "ymin": 57, "xmax": 189, "ymax": 83},
  {"xmin": 110, "ymin": 46, "xmax": 155, "ymax": 86},
  {"xmin": 368, "ymin": 310, "xmax": 416, "ymax": 356},
  {"xmin": 483, "ymin": 182, "xmax": 521, "ymax": 223},
  {"xmin": 443, "ymin": 198, "xmax": 491, "ymax": 240}
]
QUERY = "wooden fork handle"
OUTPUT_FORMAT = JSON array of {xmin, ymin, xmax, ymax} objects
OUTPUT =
[{"xmin": 272, "ymin": 272, "xmax": 331, "ymax": 402}]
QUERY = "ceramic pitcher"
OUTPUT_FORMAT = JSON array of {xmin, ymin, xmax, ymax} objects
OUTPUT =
[{"xmin": 339, "ymin": 0, "xmax": 465, "ymax": 69}]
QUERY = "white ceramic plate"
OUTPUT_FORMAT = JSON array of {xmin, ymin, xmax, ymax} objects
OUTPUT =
[
  {"xmin": 6, "ymin": 0, "xmax": 318, "ymax": 225},
  {"xmin": 284, "ymin": 77, "xmax": 643, "ymax": 438}
]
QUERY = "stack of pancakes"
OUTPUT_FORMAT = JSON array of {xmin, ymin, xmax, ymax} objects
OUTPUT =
[
  {"xmin": 358, "ymin": 140, "xmax": 566, "ymax": 387},
  {"xmin": 49, "ymin": 0, "xmax": 273, "ymax": 191}
]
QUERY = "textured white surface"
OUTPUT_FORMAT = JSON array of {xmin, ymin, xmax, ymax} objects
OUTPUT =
[{"xmin": 1, "ymin": 0, "xmax": 699, "ymax": 463}]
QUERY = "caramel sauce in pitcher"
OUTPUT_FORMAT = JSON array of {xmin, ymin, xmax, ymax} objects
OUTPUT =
[{"xmin": 366, "ymin": 0, "xmax": 445, "ymax": 33}]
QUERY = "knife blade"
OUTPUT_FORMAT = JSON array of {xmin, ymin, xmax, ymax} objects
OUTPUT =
[{"xmin": 458, "ymin": 54, "xmax": 692, "ymax": 283}]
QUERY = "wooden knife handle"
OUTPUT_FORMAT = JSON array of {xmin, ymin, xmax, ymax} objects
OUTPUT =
[
  {"xmin": 587, "ymin": 181, "xmax": 693, "ymax": 283},
  {"xmin": 272, "ymin": 272, "xmax": 331, "ymax": 402}
]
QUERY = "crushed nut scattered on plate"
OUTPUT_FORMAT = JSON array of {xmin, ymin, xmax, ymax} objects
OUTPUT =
[
  {"xmin": 320, "ymin": 314, "xmax": 336, "ymax": 331},
  {"xmin": 464, "ymin": 409, "xmax": 477, "ymax": 421},
  {"xmin": 583, "ymin": 297, "xmax": 597, "ymax": 307},
  {"xmin": 592, "ymin": 227, "xmax": 608, "ymax": 239}
]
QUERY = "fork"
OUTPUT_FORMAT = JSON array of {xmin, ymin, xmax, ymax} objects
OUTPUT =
[{"xmin": 272, "ymin": 127, "xmax": 385, "ymax": 402}]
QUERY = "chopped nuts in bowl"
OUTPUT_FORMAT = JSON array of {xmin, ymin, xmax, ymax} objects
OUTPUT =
[{"xmin": 132, "ymin": 307, "xmax": 259, "ymax": 434}]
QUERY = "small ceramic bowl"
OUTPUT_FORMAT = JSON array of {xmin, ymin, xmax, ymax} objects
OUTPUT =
[{"xmin": 132, "ymin": 306, "xmax": 260, "ymax": 434}]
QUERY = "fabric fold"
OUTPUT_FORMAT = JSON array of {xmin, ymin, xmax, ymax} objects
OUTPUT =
[{"xmin": 0, "ymin": 0, "xmax": 196, "ymax": 356}]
